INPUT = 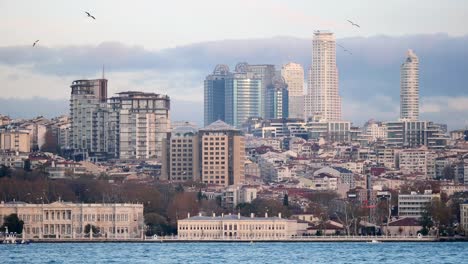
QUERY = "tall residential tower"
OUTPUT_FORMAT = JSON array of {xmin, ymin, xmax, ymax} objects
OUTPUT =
[
  {"xmin": 400, "ymin": 49, "xmax": 419, "ymax": 121},
  {"xmin": 305, "ymin": 31, "xmax": 341, "ymax": 121}
]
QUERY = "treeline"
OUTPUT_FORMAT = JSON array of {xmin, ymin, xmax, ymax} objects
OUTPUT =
[{"xmin": 0, "ymin": 169, "xmax": 298, "ymax": 236}]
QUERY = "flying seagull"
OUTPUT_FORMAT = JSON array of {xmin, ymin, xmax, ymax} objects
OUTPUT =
[
  {"xmin": 337, "ymin": 44, "xmax": 352, "ymax": 55},
  {"xmin": 347, "ymin": 20, "xmax": 360, "ymax": 28},
  {"xmin": 32, "ymin": 40, "xmax": 39, "ymax": 47},
  {"xmin": 85, "ymin": 11, "xmax": 96, "ymax": 20}
]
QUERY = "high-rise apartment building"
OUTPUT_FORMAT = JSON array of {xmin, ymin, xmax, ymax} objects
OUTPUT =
[
  {"xmin": 108, "ymin": 91, "xmax": 170, "ymax": 160},
  {"xmin": 265, "ymin": 76, "xmax": 289, "ymax": 120},
  {"xmin": 400, "ymin": 49, "xmax": 419, "ymax": 121},
  {"xmin": 225, "ymin": 63, "xmax": 262, "ymax": 128},
  {"xmin": 70, "ymin": 79, "xmax": 108, "ymax": 161},
  {"xmin": 281, "ymin": 63, "xmax": 304, "ymax": 119},
  {"xmin": 199, "ymin": 120, "xmax": 245, "ymax": 186},
  {"xmin": 305, "ymin": 31, "xmax": 341, "ymax": 121},
  {"xmin": 161, "ymin": 124, "xmax": 200, "ymax": 181},
  {"xmin": 204, "ymin": 64, "xmax": 230, "ymax": 126}
]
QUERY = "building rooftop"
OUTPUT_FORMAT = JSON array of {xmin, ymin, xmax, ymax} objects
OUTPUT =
[{"xmin": 201, "ymin": 120, "xmax": 239, "ymax": 132}]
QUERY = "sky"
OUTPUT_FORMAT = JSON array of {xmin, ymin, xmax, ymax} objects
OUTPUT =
[{"xmin": 0, "ymin": 0, "xmax": 468, "ymax": 128}]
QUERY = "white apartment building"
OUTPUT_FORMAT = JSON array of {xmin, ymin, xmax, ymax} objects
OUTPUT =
[
  {"xmin": 281, "ymin": 62, "xmax": 305, "ymax": 119},
  {"xmin": 108, "ymin": 91, "xmax": 170, "ymax": 161},
  {"xmin": 398, "ymin": 147, "xmax": 436, "ymax": 178},
  {"xmin": 0, "ymin": 201, "xmax": 144, "ymax": 239},
  {"xmin": 257, "ymin": 152, "xmax": 289, "ymax": 182},
  {"xmin": 400, "ymin": 49, "xmax": 419, "ymax": 121},
  {"xmin": 223, "ymin": 186, "xmax": 258, "ymax": 208},
  {"xmin": 363, "ymin": 120, "xmax": 387, "ymax": 142},
  {"xmin": 305, "ymin": 31, "xmax": 341, "ymax": 121},
  {"xmin": 310, "ymin": 173, "xmax": 338, "ymax": 191},
  {"xmin": 177, "ymin": 213, "xmax": 307, "ymax": 240},
  {"xmin": 398, "ymin": 191, "xmax": 440, "ymax": 218}
]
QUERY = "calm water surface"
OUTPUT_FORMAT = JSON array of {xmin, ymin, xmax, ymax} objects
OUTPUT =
[{"xmin": 0, "ymin": 242, "xmax": 466, "ymax": 263}]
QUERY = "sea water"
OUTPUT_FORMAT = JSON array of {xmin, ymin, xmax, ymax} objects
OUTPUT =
[{"xmin": 0, "ymin": 242, "xmax": 466, "ymax": 263}]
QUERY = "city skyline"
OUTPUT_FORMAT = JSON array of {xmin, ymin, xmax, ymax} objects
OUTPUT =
[{"xmin": 1, "ymin": 1, "xmax": 468, "ymax": 129}]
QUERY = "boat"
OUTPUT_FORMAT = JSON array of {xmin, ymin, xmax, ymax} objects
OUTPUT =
[{"xmin": 367, "ymin": 239, "xmax": 381, "ymax": 243}]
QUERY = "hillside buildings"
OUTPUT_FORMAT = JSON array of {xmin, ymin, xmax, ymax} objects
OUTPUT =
[
  {"xmin": 400, "ymin": 49, "xmax": 419, "ymax": 121},
  {"xmin": 0, "ymin": 129, "xmax": 31, "ymax": 153}
]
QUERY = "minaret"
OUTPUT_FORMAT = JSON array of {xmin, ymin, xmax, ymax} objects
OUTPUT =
[{"xmin": 400, "ymin": 49, "xmax": 419, "ymax": 121}]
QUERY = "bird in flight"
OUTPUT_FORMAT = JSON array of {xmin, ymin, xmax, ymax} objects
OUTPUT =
[
  {"xmin": 85, "ymin": 11, "xmax": 96, "ymax": 20},
  {"xmin": 32, "ymin": 40, "xmax": 39, "ymax": 47},
  {"xmin": 337, "ymin": 44, "xmax": 352, "ymax": 55},
  {"xmin": 347, "ymin": 20, "xmax": 360, "ymax": 28}
]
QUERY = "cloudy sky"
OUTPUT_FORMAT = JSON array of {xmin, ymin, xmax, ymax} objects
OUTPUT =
[{"xmin": 1, "ymin": 0, "xmax": 468, "ymax": 128}]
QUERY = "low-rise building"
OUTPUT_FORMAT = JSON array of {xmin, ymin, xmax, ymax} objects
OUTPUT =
[
  {"xmin": 0, "ymin": 201, "xmax": 144, "ymax": 239},
  {"xmin": 177, "ymin": 213, "xmax": 308, "ymax": 240},
  {"xmin": 398, "ymin": 191, "xmax": 440, "ymax": 218},
  {"xmin": 461, "ymin": 203, "xmax": 468, "ymax": 233}
]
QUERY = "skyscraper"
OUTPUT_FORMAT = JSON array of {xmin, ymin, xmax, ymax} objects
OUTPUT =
[
  {"xmin": 69, "ymin": 79, "xmax": 108, "ymax": 161},
  {"xmin": 247, "ymin": 64, "xmax": 276, "ymax": 118},
  {"xmin": 265, "ymin": 75, "xmax": 289, "ymax": 120},
  {"xmin": 225, "ymin": 63, "xmax": 262, "ymax": 128},
  {"xmin": 400, "ymin": 49, "xmax": 419, "ymax": 121},
  {"xmin": 281, "ymin": 62, "xmax": 304, "ymax": 119},
  {"xmin": 108, "ymin": 91, "xmax": 170, "ymax": 160},
  {"xmin": 199, "ymin": 120, "xmax": 245, "ymax": 186},
  {"xmin": 305, "ymin": 31, "xmax": 341, "ymax": 121},
  {"xmin": 204, "ymin": 64, "xmax": 230, "ymax": 126}
]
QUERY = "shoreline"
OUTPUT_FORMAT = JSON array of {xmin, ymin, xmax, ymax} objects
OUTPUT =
[{"xmin": 10, "ymin": 237, "xmax": 467, "ymax": 243}]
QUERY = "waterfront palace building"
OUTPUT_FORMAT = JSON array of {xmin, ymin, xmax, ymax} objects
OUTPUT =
[
  {"xmin": 0, "ymin": 201, "xmax": 144, "ymax": 239},
  {"xmin": 177, "ymin": 213, "xmax": 308, "ymax": 240}
]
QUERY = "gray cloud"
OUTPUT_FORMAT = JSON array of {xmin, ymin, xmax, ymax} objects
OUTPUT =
[{"xmin": 0, "ymin": 34, "xmax": 467, "ymax": 129}]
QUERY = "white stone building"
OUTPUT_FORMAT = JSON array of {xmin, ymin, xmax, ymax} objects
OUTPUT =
[
  {"xmin": 0, "ymin": 201, "xmax": 144, "ymax": 239},
  {"xmin": 177, "ymin": 213, "xmax": 307, "ymax": 240}
]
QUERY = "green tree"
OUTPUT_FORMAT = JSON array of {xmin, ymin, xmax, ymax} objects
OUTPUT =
[
  {"xmin": 84, "ymin": 224, "xmax": 100, "ymax": 235},
  {"xmin": 283, "ymin": 194, "xmax": 289, "ymax": 207},
  {"xmin": 419, "ymin": 206, "xmax": 433, "ymax": 236},
  {"xmin": 0, "ymin": 165, "xmax": 12, "ymax": 178},
  {"xmin": 23, "ymin": 159, "xmax": 32, "ymax": 172},
  {"xmin": 145, "ymin": 213, "xmax": 171, "ymax": 236},
  {"xmin": 1, "ymin": 214, "xmax": 24, "ymax": 234}
]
